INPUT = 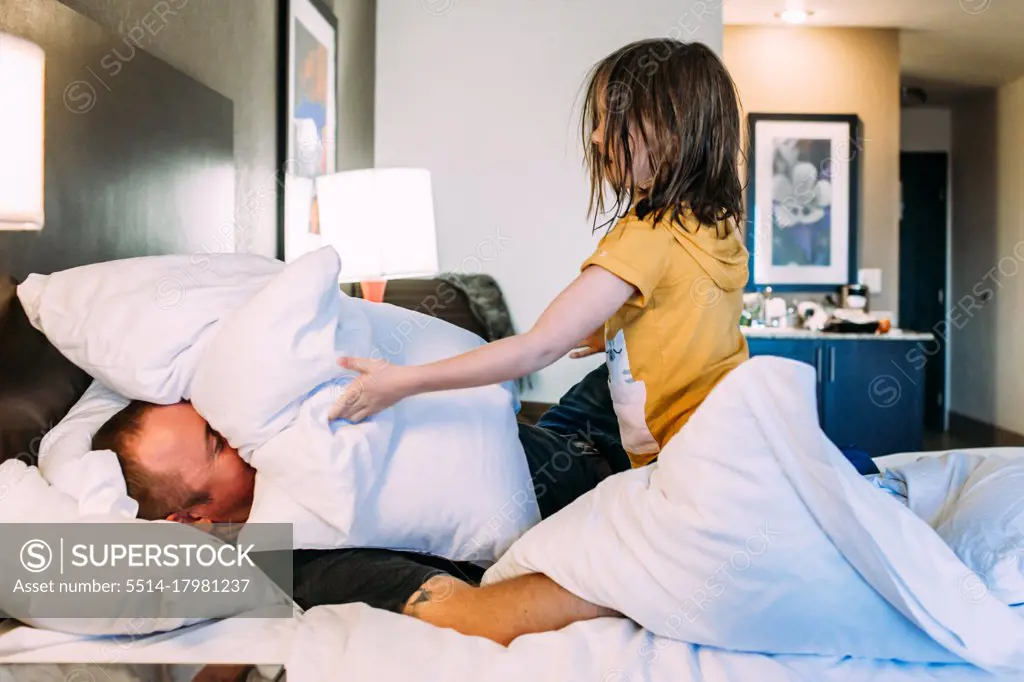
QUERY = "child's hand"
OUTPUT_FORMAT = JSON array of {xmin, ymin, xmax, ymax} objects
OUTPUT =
[
  {"xmin": 570, "ymin": 328, "xmax": 605, "ymax": 359},
  {"xmin": 329, "ymin": 357, "xmax": 411, "ymax": 422}
]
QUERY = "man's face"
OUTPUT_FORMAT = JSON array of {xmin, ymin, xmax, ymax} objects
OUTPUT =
[{"xmin": 133, "ymin": 403, "xmax": 255, "ymax": 524}]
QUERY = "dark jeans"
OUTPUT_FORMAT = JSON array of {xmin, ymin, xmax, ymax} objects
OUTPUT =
[
  {"xmin": 517, "ymin": 363, "xmax": 631, "ymax": 517},
  {"xmin": 293, "ymin": 364, "xmax": 627, "ymax": 613}
]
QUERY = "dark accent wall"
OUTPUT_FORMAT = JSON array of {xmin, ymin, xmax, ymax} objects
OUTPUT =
[
  {"xmin": 0, "ymin": 0, "xmax": 234, "ymax": 279},
  {"xmin": 58, "ymin": 0, "xmax": 377, "ymax": 259}
]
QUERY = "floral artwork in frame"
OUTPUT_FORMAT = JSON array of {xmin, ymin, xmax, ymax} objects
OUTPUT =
[{"xmin": 746, "ymin": 113, "xmax": 861, "ymax": 291}]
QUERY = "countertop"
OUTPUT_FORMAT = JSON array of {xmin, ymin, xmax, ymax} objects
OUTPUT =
[{"xmin": 741, "ymin": 327, "xmax": 935, "ymax": 341}]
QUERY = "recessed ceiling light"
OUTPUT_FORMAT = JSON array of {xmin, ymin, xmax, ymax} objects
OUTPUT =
[{"xmin": 777, "ymin": 9, "xmax": 813, "ymax": 23}]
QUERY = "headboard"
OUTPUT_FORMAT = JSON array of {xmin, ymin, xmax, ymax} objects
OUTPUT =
[{"xmin": 0, "ymin": 0, "xmax": 235, "ymax": 279}]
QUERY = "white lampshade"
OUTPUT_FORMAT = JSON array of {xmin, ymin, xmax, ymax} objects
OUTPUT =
[
  {"xmin": 0, "ymin": 32, "xmax": 45, "ymax": 231},
  {"xmin": 315, "ymin": 168, "xmax": 440, "ymax": 282},
  {"xmin": 283, "ymin": 174, "xmax": 319, "ymax": 261}
]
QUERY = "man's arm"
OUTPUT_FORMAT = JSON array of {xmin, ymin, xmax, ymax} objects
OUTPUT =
[{"xmin": 403, "ymin": 573, "xmax": 618, "ymax": 646}]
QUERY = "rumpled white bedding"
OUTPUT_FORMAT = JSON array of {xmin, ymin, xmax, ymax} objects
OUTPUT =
[
  {"xmin": 6, "ymin": 602, "xmax": 1019, "ymax": 682},
  {"xmin": 286, "ymin": 603, "xmax": 1024, "ymax": 682},
  {"xmin": 480, "ymin": 357, "xmax": 1024, "ymax": 674}
]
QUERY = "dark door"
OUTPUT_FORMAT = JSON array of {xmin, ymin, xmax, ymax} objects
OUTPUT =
[
  {"xmin": 823, "ymin": 340, "xmax": 925, "ymax": 457},
  {"xmin": 899, "ymin": 153, "xmax": 948, "ymax": 431}
]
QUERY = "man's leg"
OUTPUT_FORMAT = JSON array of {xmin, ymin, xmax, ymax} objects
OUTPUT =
[
  {"xmin": 293, "ymin": 547, "xmax": 615, "ymax": 646},
  {"xmin": 402, "ymin": 573, "xmax": 616, "ymax": 646},
  {"xmin": 292, "ymin": 547, "xmax": 484, "ymax": 613},
  {"xmin": 534, "ymin": 364, "xmax": 631, "ymax": 474}
]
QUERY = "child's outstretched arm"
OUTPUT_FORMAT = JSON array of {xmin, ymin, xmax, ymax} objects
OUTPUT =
[{"xmin": 329, "ymin": 266, "xmax": 634, "ymax": 422}]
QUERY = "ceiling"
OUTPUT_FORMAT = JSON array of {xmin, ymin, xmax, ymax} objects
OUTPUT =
[{"xmin": 724, "ymin": 0, "xmax": 1024, "ymax": 89}]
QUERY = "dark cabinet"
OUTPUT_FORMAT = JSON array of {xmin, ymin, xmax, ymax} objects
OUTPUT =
[{"xmin": 747, "ymin": 336, "xmax": 926, "ymax": 457}]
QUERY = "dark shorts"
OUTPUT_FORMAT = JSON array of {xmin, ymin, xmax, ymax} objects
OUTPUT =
[{"xmin": 293, "ymin": 365, "xmax": 627, "ymax": 614}]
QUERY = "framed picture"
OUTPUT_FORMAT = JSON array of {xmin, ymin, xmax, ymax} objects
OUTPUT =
[
  {"xmin": 277, "ymin": 0, "xmax": 337, "ymax": 261},
  {"xmin": 746, "ymin": 113, "xmax": 861, "ymax": 291}
]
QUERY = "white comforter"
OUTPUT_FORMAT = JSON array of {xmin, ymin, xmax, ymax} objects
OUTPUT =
[{"xmin": 292, "ymin": 358, "xmax": 1024, "ymax": 679}]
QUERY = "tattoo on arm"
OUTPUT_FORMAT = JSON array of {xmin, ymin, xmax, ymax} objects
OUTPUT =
[
  {"xmin": 404, "ymin": 573, "xmax": 461, "ymax": 616},
  {"xmin": 407, "ymin": 587, "xmax": 433, "ymax": 611}
]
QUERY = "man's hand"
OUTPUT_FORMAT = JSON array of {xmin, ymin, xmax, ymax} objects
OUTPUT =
[
  {"xmin": 329, "ymin": 357, "xmax": 413, "ymax": 423},
  {"xmin": 569, "ymin": 327, "xmax": 605, "ymax": 359}
]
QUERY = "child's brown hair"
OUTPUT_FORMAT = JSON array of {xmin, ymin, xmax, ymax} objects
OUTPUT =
[{"xmin": 581, "ymin": 39, "xmax": 744, "ymax": 234}]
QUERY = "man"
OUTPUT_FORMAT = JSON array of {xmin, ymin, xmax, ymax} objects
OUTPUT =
[{"xmin": 93, "ymin": 366, "xmax": 629, "ymax": 645}]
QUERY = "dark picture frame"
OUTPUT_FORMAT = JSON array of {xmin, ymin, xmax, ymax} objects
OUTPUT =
[
  {"xmin": 277, "ymin": 0, "xmax": 338, "ymax": 261},
  {"xmin": 745, "ymin": 113, "xmax": 861, "ymax": 292}
]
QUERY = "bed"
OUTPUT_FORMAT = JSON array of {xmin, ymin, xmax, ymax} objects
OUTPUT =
[
  {"xmin": 4, "ymin": 269, "xmax": 1024, "ymax": 682},
  {"xmin": 3, "ymin": 3, "xmax": 1024, "ymax": 681},
  {"xmin": 4, "ymin": 261, "xmax": 1024, "ymax": 680}
]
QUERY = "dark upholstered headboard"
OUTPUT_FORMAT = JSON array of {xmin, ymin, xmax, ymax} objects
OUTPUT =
[
  {"xmin": 0, "ymin": 0, "xmax": 234, "ymax": 279},
  {"xmin": 381, "ymin": 279, "xmax": 489, "ymax": 339}
]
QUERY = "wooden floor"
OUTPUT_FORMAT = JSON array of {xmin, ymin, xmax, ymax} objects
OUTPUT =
[{"xmin": 922, "ymin": 430, "xmax": 979, "ymax": 452}]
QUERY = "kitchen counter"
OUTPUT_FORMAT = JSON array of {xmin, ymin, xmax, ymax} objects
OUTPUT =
[
  {"xmin": 744, "ymin": 329, "xmax": 933, "ymax": 456},
  {"xmin": 741, "ymin": 327, "xmax": 935, "ymax": 342}
]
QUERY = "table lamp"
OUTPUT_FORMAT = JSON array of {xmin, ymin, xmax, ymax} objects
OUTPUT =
[
  {"xmin": 0, "ymin": 32, "xmax": 45, "ymax": 231},
  {"xmin": 315, "ymin": 168, "xmax": 440, "ymax": 303}
]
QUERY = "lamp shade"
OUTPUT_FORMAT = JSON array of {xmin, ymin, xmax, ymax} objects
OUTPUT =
[
  {"xmin": 0, "ymin": 32, "xmax": 45, "ymax": 231},
  {"xmin": 315, "ymin": 168, "xmax": 440, "ymax": 282}
]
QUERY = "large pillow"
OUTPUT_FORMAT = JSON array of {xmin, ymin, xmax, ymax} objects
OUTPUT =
[
  {"xmin": 191, "ymin": 248, "xmax": 373, "ymax": 454},
  {"xmin": 0, "ymin": 275, "xmax": 92, "ymax": 465},
  {"xmin": 937, "ymin": 455, "xmax": 1024, "ymax": 606},
  {"xmin": 196, "ymin": 248, "xmax": 537, "ymax": 560},
  {"xmin": 17, "ymin": 255, "xmax": 283, "ymax": 403}
]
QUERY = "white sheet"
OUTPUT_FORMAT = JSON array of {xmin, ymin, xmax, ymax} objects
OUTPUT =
[
  {"xmin": 286, "ymin": 604, "xmax": 1024, "ymax": 682},
  {"xmin": 0, "ymin": 608, "xmax": 295, "ymax": 666},
  {"xmin": 7, "ymin": 604, "xmax": 1020, "ymax": 682}
]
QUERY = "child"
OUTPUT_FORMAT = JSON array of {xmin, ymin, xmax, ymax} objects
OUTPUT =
[{"xmin": 331, "ymin": 39, "xmax": 750, "ymax": 469}]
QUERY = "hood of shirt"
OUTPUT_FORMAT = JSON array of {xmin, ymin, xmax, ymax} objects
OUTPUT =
[{"xmin": 664, "ymin": 214, "xmax": 750, "ymax": 292}]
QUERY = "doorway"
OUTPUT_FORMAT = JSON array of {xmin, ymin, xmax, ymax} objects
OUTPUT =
[{"xmin": 899, "ymin": 152, "xmax": 949, "ymax": 432}]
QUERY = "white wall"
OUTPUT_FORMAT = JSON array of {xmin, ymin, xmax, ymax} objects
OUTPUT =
[
  {"xmin": 900, "ymin": 108, "xmax": 952, "ymax": 152},
  {"xmin": 989, "ymin": 77, "xmax": 1024, "ymax": 435},
  {"xmin": 950, "ymin": 90, "xmax": 1001, "ymax": 429},
  {"xmin": 375, "ymin": 0, "xmax": 723, "ymax": 401}
]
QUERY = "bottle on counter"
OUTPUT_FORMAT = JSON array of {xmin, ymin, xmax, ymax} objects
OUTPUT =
[{"xmin": 762, "ymin": 286, "xmax": 789, "ymax": 328}]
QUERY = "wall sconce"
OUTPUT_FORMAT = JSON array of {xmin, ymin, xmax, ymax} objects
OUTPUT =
[{"xmin": 0, "ymin": 32, "xmax": 45, "ymax": 231}]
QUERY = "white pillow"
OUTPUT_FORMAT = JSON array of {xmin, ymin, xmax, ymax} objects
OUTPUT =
[
  {"xmin": 196, "ymin": 248, "xmax": 537, "ymax": 559},
  {"xmin": 191, "ymin": 248, "xmax": 373, "ymax": 455},
  {"xmin": 37, "ymin": 380, "xmax": 135, "ymax": 518},
  {"xmin": 937, "ymin": 456, "xmax": 1024, "ymax": 606},
  {"xmin": 18, "ymin": 254, "xmax": 283, "ymax": 403}
]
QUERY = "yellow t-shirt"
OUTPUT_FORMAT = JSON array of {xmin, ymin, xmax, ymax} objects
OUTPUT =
[{"xmin": 581, "ymin": 209, "xmax": 750, "ymax": 467}]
